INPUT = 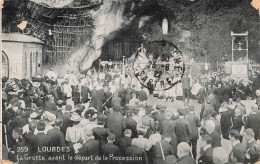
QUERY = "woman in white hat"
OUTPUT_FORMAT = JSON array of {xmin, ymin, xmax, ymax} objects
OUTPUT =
[{"xmin": 65, "ymin": 114, "xmax": 84, "ymax": 154}]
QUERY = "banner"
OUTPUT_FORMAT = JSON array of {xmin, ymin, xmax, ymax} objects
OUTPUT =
[{"xmin": 231, "ymin": 64, "xmax": 247, "ymax": 75}]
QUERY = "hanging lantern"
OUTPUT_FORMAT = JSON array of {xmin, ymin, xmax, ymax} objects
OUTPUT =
[{"xmin": 162, "ymin": 17, "xmax": 168, "ymax": 35}]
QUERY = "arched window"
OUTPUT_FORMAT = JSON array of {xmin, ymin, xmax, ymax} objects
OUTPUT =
[{"xmin": 2, "ymin": 51, "xmax": 9, "ymax": 77}]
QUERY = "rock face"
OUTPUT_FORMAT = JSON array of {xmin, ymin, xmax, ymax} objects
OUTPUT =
[
  {"xmin": 76, "ymin": 0, "xmax": 135, "ymax": 74},
  {"xmin": 2, "ymin": 0, "xmax": 260, "ymax": 75}
]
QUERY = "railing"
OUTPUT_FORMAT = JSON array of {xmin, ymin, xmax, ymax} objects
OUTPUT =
[
  {"xmin": 217, "ymin": 60, "xmax": 260, "ymax": 74},
  {"xmin": 249, "ymin": 61, "xmax": 260, "ymax": 73}
]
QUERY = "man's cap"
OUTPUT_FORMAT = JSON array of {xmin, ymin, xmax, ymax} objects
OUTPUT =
[
  {"xmin": 156, "ymin": 104, "xmax": 163, "ymax": 110},
  {"xmin": 107, "ymin": 133, "xmax": 116, "ymax": 141},
  {"xmin": 145, "ymin": 106, "xmax": 153, "ymax": 114},
  {"xmin": 177, "ymin": 108, "xmax": 185, "ymax": 116},
  {"xmin": 70, "ymin": 114, "xmax": 82, "ymax": 122},
  {"xmin": 113, "ymin": 105, "xmax": 122, "ymax": 112},
  {"xmin": 233, "ymin": 147, "xmax": 246, "ymax": 163},
  {"xmin": 65, "ymin": 105, "xmax": 72, "ymax": 111},
  {"xmin": 41, "ymin": 111, "xmax": 56, "ymax": 124}
]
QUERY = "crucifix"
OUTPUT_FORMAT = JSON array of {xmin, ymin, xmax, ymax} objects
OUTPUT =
[{"xmin": 231, "ymin": 31, "xmax": 248, "ymax": 63}]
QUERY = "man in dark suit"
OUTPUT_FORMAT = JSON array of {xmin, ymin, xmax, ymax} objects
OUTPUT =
[
  {"xmin": 124, "ymin": 89, "xmax": 132, "ymax": 105},
  {"xmin": 245, "ymin": 105, "xmax": 260, "ymax": 140},
  {"xmin": 44, "ymin": 95, "xmax": 58, "ymax": 114},
  {"xmin": 185, "ymin": 105, "xmax": 201, "ymax": 159},
  {"xmin": 35, "ymin": 120, "xmax": 53, "ymax": 163},
  {"xmin": 220, "ymin": 107, "xmax": 233, "ymax": 139},
  {"xmin": 102, "ymin": 133, "xmax": 119, "ymax": 164},
  {"xmin": 111, "ymin": 92, "xmax": 122, "ymax": 108},
  {"xmin": 229, "ymin": 130, "xmax": 246, "ymax": 164},
  {"xmin": 231, "ymin": 108, "xmax": 244, "ymax": 133},
  {"xmin": 198, "ymin": 135, "xmax": 214, "ymax": 164},
  {"xmin": 124, "ymin": 110, "xmax": 138, "ymax": 138},
  {"xmin": 118, "ymin": 84, "xmax": 126, "ymax": 104},
  {"xmin": 153, "ymin": 134, "xmax": 175, "ymax": 164},
  {"xmin": 93, "ymin": 114, "xmax": 110, "ymax": 152},
  {"xmin": 118, "ymin": 129, "xmax": 132, "ymax": 155},
  {"xmin": 23, "ymin": 121, "xmax": 38, "ymax": 155},
  {"xmin": 9, "ymin": 127, "xmax": 27, "ymax": 164},
  {"xmin": 78, "ymin": 127, "xmax": 100, "ymax": 164},
  {"xmin": 104, "ymin": 71, "xmax": 112, "ymax": 86},
  {"xmin": 81, "ymin": 82, "xmax": 90, "ymax": 103},
  {"xmin": 105, "ymin": 106, "xmax": 126, "ymax": 143},
  {"xmin": 206, "ymin": 120, "xmax": 221, "ymax": 148},
  {"xmin": 181, "ymin": 72, "xmax": 191, "ymax": 102},
  {"xmin": 104, "ymin": 86, "xmax": 113, "ymax": 109},
  {"xmin": 177, "ymin": 142, "xmax": 196, "ymax": 164},
  {"xmin": 160, "ymin": 111, "xmax": 178, "ymax": 155},
  {"xmin": 175, "ymin": 108, "xmax": 191, "ymax": 144},
  {"xmin": 46, "ymin": 117, "xmax": 66, "ymax": 147},
  {"xmin": 138, "ymin": 86, "xmax": 148, "ymax": 102},
  {"xmin": 60, "ymin": 105, "xmax": 72, "ymax": 135},
  {"xmin": 244, "ymin": 128, "xmax": 260, "ymax": 164},
  {"xmin": 91, "ymin": 83, "xmax": 105, "ymax": 113}
]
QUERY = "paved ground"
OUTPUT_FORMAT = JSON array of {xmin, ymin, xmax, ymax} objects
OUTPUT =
[{"xmin": 146, "ymin": 95, "xmax": 256, "ymax": 161}]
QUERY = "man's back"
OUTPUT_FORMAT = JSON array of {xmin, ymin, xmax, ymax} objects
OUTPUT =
[
  {"xmin": 102, "ymin": 143, "xmax": 119, "ymax": 156},
  {"xmin": 47, "ymin": 127, "xmax": 66, "ymax": 147},
  {"xmin": 175, "ymin": 118, "xmax": 191, "ymax": 143},
  {"xmin": 106, "ymin": 112, "xmax": 126, "ymax": 139},
  {"xmin": 118, "ymin": 136, "xmax": 132, "ymax": 155},
  {"xmin": 185, "ymin": 112, "xmax": 201, "ymax": 139},
  {"xmin": 246, "ymin": 113, "xmax": 260, "ymax": 140}
]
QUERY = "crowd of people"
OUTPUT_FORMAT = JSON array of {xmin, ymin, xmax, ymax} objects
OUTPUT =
[{"xmin": 2, "ymin": 64, "xmax": 260, "ymax": 164}]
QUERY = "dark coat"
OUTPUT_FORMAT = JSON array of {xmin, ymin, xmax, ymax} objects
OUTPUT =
[
  {"xmin": 35, "ymin": 132, "xmax": 53, "ymax": 159},
  {"xmin": 81, "ymin": 85, "xmax": 90, "ymax": 103},
  {"xmin": 220, "ymin": 110, "xmax": 233, "ymax": 139},
  {"xmin": 185, "ymin": 112, "xmax": 201, "ymax": 139},
  {"xmin": 102, "ymin": 142, "xmax": 119, "ymax": 156},
  {"xmin": 60, "ymin": 112, "xmax": 72, "ymax": 135},
  {"xmin": 44, "ymin": 100, "xmax": 57, "ymax": 114},
  {"xmin": 93, "ymin": 127, "xmax": 110, "ymax": 152},
  {"xmin": 104, "ymin": 91, "xmax": 113, "ymax": 108},
  {"xmin": 245, "ymin": 140, "xmax": 260, "ymax": 163},
  {"xmin": 153, "ymin": 140, "xmax": 175, "ymax": 164},
  {"xmin": 46, "ymin": 127, "xmax": 66, "ymax": 147},
  {"xmin": 198, "ymin": 146, "xmax": 214, "ymax": 164},
  {"xmin": 175, "ymin": 117, "xmax": 191, "ymax": 143},
  {"xmin": 125, "ymin": 117, "xmax": 138, "ymax": 138},
  {"xmin": 124, "ymin": 93, "xmax": 132, "ymax": 105},
  {"xmin": 23, "ymin": 132, "xmax": 38, "ymax": 155},
  {"xmin": 231, "ymin": 115, "xmax": 244, "ymax": 132},
  {"xmin": 111, "ymin": 97, "xmax": 122, "ymax": 108},
  {"xmin": 90, "ymin": 88, "xmax": 105, "ymax": 112},
  {"xmin": 231, "ymin": 143, "xmax": 246, "ymax": 163},
  {"xmin": 105, "ymin": 112, "xmax": 126, "ymax": 141},
  {"xmin": 245, "ymin": 112, "xmax": 260, "ymax": 140},
  {"xmin": 160, "ymin": 119, "xmax": 178, "ymax": 154},
  {"xmin": 177, "ymin": 154, "xmax": 196, "ymax": 164},
  {"xmin": 209, "ymin": 130, "xmax": 221, "ymax": 148},
  {"xmin": 118, "ymin": 136, "xmax": 132, "ymax": 155},
  {"xmin": 138, "ymin": 90, "xmax": 147, "ymax": 102},
  {"xmin": 78, "ymin": 138, "xmax": 100, "ymax": 156}
]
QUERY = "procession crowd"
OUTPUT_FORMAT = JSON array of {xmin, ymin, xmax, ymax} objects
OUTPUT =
[{"xmin": 2, "ymin": 67, "xmax": 260, "ymax": 164}]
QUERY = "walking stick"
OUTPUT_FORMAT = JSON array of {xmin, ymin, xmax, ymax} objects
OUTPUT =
[
  {"xmin": 4, "ymin": 124, "xmax": 9, "ymax": 150},
  {"xmin": 159, "ymin": 142, "xmax": 165, "ymax": 161},
  {"xmin": 102, "ymin": 94, "xmax": 114, "ymax": 107}
]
